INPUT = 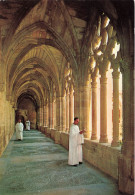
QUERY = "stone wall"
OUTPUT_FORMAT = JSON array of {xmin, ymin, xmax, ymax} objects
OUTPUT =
[
  {"xmin": 83, "ymin": 139, "xmax": 121, "ymax": 179},
  {"xmin": 0, "ymin": 92, "xmax": 15, "ymax": 157}
]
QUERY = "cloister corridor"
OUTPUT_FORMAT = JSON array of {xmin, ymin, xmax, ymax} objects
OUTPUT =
[
  {"xmin": 0, "ymin": 129, "xmax": 126, "ymax": 195},
  {"xmin": 0, "ymin": 0, "xmax": 134, "ymax": 194}
]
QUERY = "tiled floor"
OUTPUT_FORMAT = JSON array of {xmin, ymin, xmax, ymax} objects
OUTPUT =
[{"xmin": 0, "ymin": 130, "xmax": 125, "ymax": 195}]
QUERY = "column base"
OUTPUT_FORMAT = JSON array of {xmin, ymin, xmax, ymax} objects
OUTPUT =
[
  {"xmin": 91, "ymin": 135, "xmax": 97, "ymax": 140},
  {"xmin": 66, "ymin": 128, "xmax": 69, "ymax": 132},
  {"xmin": 111, "ymin": 140, "xmax": 120, "ymax": 147},
  {"xmin": 84, "ymin": 132, "xmax": 90, "ymax": 139},
  {"xmin": 99, "ymin": 137, "xmax": 108, "ymax": 143}
]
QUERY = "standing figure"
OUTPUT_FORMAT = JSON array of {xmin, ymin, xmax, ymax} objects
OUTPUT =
[
  {"xmin": 68, "ymin": 117, "xmax": 85, "ymax": 166},
  {"xmin": 15, "ymin": 119, "xmax": 24, "ymax": 140},
  {"xmin": 26, "ymin": 120, "xmax": 30, "ymax": 130}
]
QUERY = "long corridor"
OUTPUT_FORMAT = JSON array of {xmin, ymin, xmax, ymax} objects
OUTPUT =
[{"xmin": 0, "ymin": 130, "xmax": 124, "ymax": 195}]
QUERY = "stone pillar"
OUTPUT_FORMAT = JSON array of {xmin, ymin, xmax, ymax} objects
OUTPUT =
[
  {"xmin": 62, "ymin": 92, "xmax": 66, "ymax": 132},
  {"xmin": 45, "ymin": 100, "xmax": 48, "ymax": 126},
  {"xmin": 56, "ymin": 96, "xmax": 61, "ymax": 131},
  {"xmin": 49, "ymin": 95, "xmax": 54, "ymax": 129},
  {"xmin": 69, "ymin": 85, "xmax": 74, "ymax": 127},
  {"xmin": 118, "ymin": 57, "xmax": 134, "ymax": 195},
  {"xmin": 91, "ymin": 76, "xmax": 98, "ymax": 140},
  {"xmin": 51, "ymin": 99, "xmax": 54, "ymax": 129},
  {"xmin": 74, "ymin": 87, "xmax": 80, "ymax": 119},
  {"xmin": 0, "ymin": 27, "xmax": 4, "ymax": 87},
  {"xmin": 111, "ymin": 68, "xmax": 120, "ymax": 146},
  {"xmin": 79, "ymin": 86, "xmax": 83, "ymax": 130},
  {"xmin": 99, "ymin": 72, "xmax": 108, "ymax": 143},
  {"xmin": 43, "ymin": 105, "xmax": 46, "ymax": 126},
  {"xmin": 49, "ymin": 98, "xmax": 52, "ymax": 128},
  {"xmin": 66, "ymin": 88, "xmax": 69, "ymax": 132},
  {"xmin": 81, "ymin": 84, "xmax": 90, "ymax": 138},
  {"xmin": 39, "ymin": 107, "xmax": 42, "ymax": 126},
  {"xmin": 41, "ymin": 106, "xmax": 44, "ymax": 126},
  {"xmin": 53, "ymin": 98, "xmax": 56, "ymax": 129},
  {"xmin": 39, "ymin": 106, "xmax": 43, "ymax": 127}
]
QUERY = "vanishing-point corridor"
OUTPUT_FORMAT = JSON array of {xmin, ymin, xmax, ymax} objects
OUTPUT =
[
  {"xmin": 0, "ymin": 1, "xmax": 134, "ymax": 194},
  {"xmin": 0, "ymin": 130, "xmax": 122, "ymax": 195}
]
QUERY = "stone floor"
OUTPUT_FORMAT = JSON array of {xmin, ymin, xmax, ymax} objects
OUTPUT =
[{"xmin": 0, "ymin": 130, "xmax": 126, "ymax": 195}]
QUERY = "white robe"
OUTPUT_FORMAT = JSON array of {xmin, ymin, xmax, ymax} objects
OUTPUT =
[
  {"xmin": 68, "ymin": 124, "xmax": 84, "ymax": 165},
  {"xmin": 15, "ymin": 122, "xmax": 24, "ymax": 140},
  {"xmin": 26, "ymin": 120, "xmax": 30, "ymax": 130}
]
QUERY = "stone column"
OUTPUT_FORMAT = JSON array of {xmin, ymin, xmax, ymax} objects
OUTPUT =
[
  {"xmin": 74, "ymin": 87, "xmax": 80, "ymax": 119},
  {"xmin": 62, "ymin": 92, "xmax": 66, "ymax": 132},
  {"xmin": 91, "ymin": 76, "xmax": 98, "ymax": 140},
  {"xmin": 45, "ymin": 100, "xmax": 48, "ymax": 126},
  {"xmin": 48, "ymin": 94, "xmax": 54, "ymax": 129},
  {"xmin": 81, "ymin": 83, "xmax": 90, "ymax": 138},
  {"xmin": 79, "ymin": 86, "xmax": 83, "ymax": 131},
  {"xmin": 66, "ymin": 88, "xmax": 69, "ymax": 132},
  {"xmin": 41, "ymin": 106, "xmax": 44, "ymax": 126},
  {"xmin": 0, "ymin": 27, "xmax": 4, "ymax": 87},
  {"xmin": 49, "ymin": 97, "xmax": 52, "ymax": 128},
  {"xmin": 111, "ymin": 68, "xmax": 120, "ymax": 146},
  {"xmin": 53, "ymin": 98, "xmax": 56, "ymax": 129},
  {"xmin": 69, "ymin": 85, "xmax": 74, "ymax": 127},
  {"xmin": 43, "ymin": 105, "xmax": 46, "ymax": 126},
  {"xmin": 118, "ymin": 57, "xmax": 134, "ymax": 194},
  {"xmin": 99, "ymin": 72, "xmax": 108, "ymax": 143},
  {"xmin": 56, "ymin": 96, "xmax": 61, "ymax": 131},
  {"xmin": 51, "ymin": 99, "xmax": 54, "ymax": 129},
  {"xmin": 39, "ymin": 107, "xmax": 42, "ymax": 126}
]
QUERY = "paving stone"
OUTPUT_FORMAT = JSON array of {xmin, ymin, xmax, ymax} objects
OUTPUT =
[{"xmin": 0, "ymin": 130, "xmax": 125, "ymax": 195}]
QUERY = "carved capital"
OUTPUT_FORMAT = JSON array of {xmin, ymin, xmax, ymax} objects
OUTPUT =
[
  {"xmin": 66, "ymin": 87, "xmax": 69, "ymax": 95},
  {"xmin": 100, "ymin": 72, "xmax": 107, "ymax": 84},
  {"xmin": 92, "ymin": 66, "xmax": 99, "ymax": 78},
  {"xmin": 91, "ymin": 77, "xmax": 97, "ymax": 88},
  {"xmin": 99, "ymin": 57, "xmax": 110, "ymax": 75},
  {"xmin": 112, "ymin": 70, "xmax": 120, "ymax": 79}
]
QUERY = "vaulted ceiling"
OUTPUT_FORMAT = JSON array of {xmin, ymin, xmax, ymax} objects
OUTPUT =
[{"xmin": 0, "ymin": 0, "xmax": 133, "ymax": 108}]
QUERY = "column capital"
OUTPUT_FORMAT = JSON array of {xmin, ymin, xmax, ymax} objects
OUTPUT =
[
  {"xmin": 100, "ymin": 73, "xmax": 107, "ymax": 83},
  {"xmin": 91, "ymin": 74, "xmax": 97, "ymax": 82},
  {"xmin": 112, "ymin": 69, "xmax": 120, "ymax": 79},
  {"xmin": 91, "ymin": 66, "xmax": 99, "ymax": 79},
  {"xmin": 80, "ymin": 84, "xmax": 89, "ymax": 92},
  {"xmin": 69, "ymin": 84, "xmax": 74, "ymax": 93},
  {"xmin": 91, "ymin": 77, "xmax": 97, "ymax": 88},
  {"xmin": 66, "ymin": 87, "xmax": 69, "ymax": 95},
  {"xmin": 99, "ymin": 58, "xmax": 110, "ymax": 75}
]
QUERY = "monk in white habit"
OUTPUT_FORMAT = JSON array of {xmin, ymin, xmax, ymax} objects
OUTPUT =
[
  {"xmin": 68, "ymin": 117, "xmax": 85, "ymax": 166},
  {"xmin": 26, "ymin": 120, "xmax": 30, "ymax": 130},
  {"xmin": 15, "ymin": 119, "xmax": 24, "ymax": 140}
]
